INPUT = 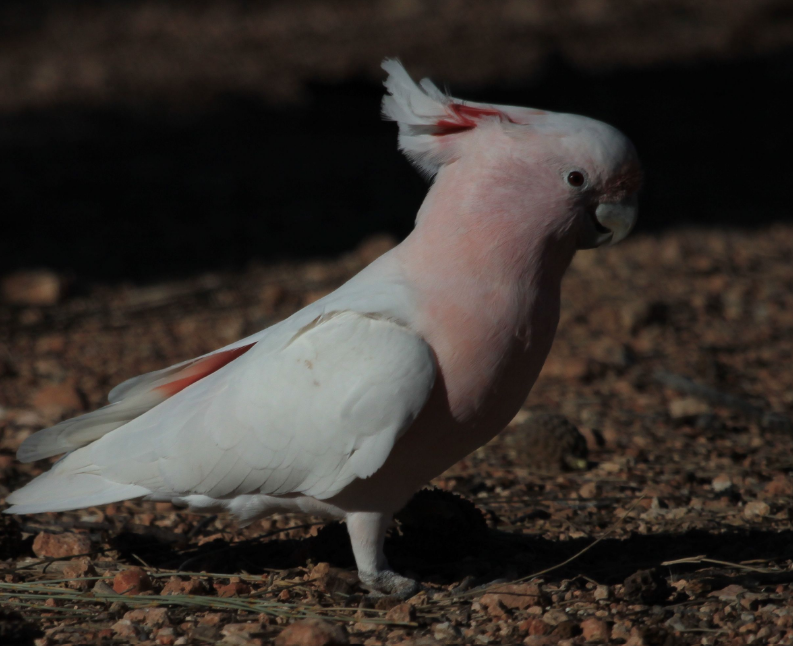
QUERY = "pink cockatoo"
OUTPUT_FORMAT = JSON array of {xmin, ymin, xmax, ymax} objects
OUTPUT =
[{"xmin": 5, "ymin": 60, "xmax": 641, "ymax": 596}]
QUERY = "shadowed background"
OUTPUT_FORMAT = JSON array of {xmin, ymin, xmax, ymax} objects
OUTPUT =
[{"xmin": 0, "ymin": 0, "xmax": 791, "ymax": 281}]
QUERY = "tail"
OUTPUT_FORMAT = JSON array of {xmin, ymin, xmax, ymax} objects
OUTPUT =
[
  {"xmin": 5, "ymin": 449, "xmax": 150, "ymax": 515},
  {"xmin": 17, "ymin": 342, "xmax": 255, "ymax": 463}
]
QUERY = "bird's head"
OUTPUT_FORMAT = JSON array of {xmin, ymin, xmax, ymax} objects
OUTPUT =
[{"xmin": 382, "ymin": 60, "xmax": 642, "ymax": 253}]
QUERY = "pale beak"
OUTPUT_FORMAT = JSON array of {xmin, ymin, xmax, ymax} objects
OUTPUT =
[{"xmin": 594, "ymin": 194, "xmax": 638, "ymax": 245}]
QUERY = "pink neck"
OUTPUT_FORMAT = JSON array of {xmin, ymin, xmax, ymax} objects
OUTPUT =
[{"xmin": 396, "ymin": 154, "xmax": 576, "ymax": 421}]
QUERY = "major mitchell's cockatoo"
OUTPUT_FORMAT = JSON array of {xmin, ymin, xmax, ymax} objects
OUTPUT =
[{"xmin": 5, "ymin": 60, "xmax": 641, "ymax": 596}]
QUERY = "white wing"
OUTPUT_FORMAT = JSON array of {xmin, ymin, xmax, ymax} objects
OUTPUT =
[{"xmin": 6, "ymin": 311, "xmax": 436, "ymax": 514}]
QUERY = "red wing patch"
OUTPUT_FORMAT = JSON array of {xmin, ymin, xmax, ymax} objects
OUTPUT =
[
  {"xmin": 154, "ymin": 344, "xmax": 255, "ymax": 397},
  {"xmin": 434, "ymin": 104, "xmax": 512, "ymax": 136}
]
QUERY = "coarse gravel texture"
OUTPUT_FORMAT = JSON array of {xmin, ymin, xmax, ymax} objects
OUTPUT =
[{"xmin": 2, "ymin": 226, "xmax": 793, "ymax": 644}]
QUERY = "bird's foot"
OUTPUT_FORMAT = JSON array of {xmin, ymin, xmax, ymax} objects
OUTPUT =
[{"xmin": 358, "ymin": 570, "xmax": 422, "ymax": 600}]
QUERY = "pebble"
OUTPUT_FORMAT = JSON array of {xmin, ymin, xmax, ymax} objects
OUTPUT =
[
  {"xmin": 1, "ymin": 270, "xmax": 62, "ymax": 305},
  {"xmin": 763, "ymin": 474, "xmax": 793, "ymax": 497},
  {"xmin": 668, "ymin": 397, "xmax": 711, "ymax": 420},
  {"xmin": 32, "ymin": 531, "xmax": 91, "ymax": 558},
  {"xmin": 124, "ymin": 607, "xmax": 170, "ymax": 628},
  {"xmin": 215, "ymin": 577, "xmax": 251, "ymax": 597},
  {"xmin": 385, "ymin": 603, "xmax": 416, "ymax": 623},
  {"xmin": 274, "ymin": 619, "xmax": 349, "ymax": 646},
  {"xmin": 580, "ymin": 618, "xmax": 610, "ymax": 642},
  {"xmin": 743, "ymin": 501, "xmax": 770, "ymax": 519},
  {"xmin": 480, "ymin": 583, "xmax": 545, "ymax": 612},
  {"xmin": 711, "ymin": 474, "xmax": 733, "ymax": 493},
  {"xmin": 113, "ymin": 567, "xmax": 153, "ymax": 595}
]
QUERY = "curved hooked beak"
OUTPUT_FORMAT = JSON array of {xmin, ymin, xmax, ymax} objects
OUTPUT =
[{"xmin": 593, "ymin": 195, "xmax": 638, "ymax": 246}]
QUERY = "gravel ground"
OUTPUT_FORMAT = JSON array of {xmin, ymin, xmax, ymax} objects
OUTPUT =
[{"xmin": 2, "ymin": 226, "xmax": 793, "ymax": 645}]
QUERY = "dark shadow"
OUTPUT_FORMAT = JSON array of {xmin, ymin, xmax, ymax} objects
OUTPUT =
[
  {"xmin": 1, "ymin": 49, "xmax": 791, "ymax": 281},
  {"xmin": 108, "ymin": 492, "xmax": 793, "ymax": 593}
]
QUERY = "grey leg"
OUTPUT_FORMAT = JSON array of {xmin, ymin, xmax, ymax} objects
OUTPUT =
[{"xmin": 345, "ymin": 511, "xmax": 421, "ymax": 598}]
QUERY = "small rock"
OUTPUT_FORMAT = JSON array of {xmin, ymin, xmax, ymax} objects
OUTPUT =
[
  {"xmin": 111, "ymin": 619, "xmax": 140, "ymax": 639},
  {"xmin": 542, "ymin": 609, "xmax": 570, "ymax": 626},
  {"xmin": 155, "ymin": 627, "xmax": 177, "ymax": 646},
  {"xmin": 581, "ymin": 618, "xmax": 610, "ymax": 642},
  {"xmin": 32, "ymin": 532, "xmax": 91, "ymax": 559},
  {"xmin": 668, "ymin": 397, "xmax": 711, "ymax": 420},
  {"xmin": 215, "ymin": 578, "xmax": 251, "ymax": 597},
  {"xmin": 223, "ymin": 623, "xmax": 262, "ymax": 637},
  {"xmin": 275, "ymin": 619, "xmax": 349, "ymax": 646},
  {"xmin": 311, "ymin": 563, "xmax": 359, "ymax": 595},
  {"xmin": 432, "ymin": 622, "xmax": 461, "ymax": 641},
  {"xmin": 743, "ymin": 501, "xmax": 770, "ymax": 519},
  {"xmin": 480, "ymin": 583, "xmax": 545, "ymax": 611},
  {"xmin": 1, "ymin": 270, "xmax": 62, "ymax": 305},
  {"xmin": 385, "ymin": 603, "xmax": 415, "ymax": 623},
  {"xmin": 579, "ymin": 482, "xmax": 601, "ymax": 498},
  {"xmin": 551, "ymin": 620, "xmax": 579, "ymax": 639},
  {"xmin": 124, "ymin": 607, "xmax": 170, "ymax": 628},
  {"xmin": 763, "ymin": 474, "xmax": 793, "ymax": 497},
  {"xmin": 62, "ymin": 557, "xmax": 97, "ymax": 590},
  {"xmin": 161, "ymin": 575, "xmax": 208, "ymax": 596},
  {"xmin": 521, "ymin": 618, "xmax": 551, "ymax": 635},
  {"xmin": 593, "ymin": 585, "xmax": 611, "ymax": 601},
  {"xmin": 113, "ymin": 567, "xmax": 153, "ymax": 595},
  {"xmin": 30, "ymin": 383, "xmax": 82, "ymax": 414},
  {"xmin": 711, "ymin": 474, "xmax": 733, "ymax": 493}
]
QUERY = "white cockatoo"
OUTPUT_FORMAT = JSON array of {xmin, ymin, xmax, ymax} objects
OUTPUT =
[{"xmin": 5, "ymin": 60, "xmax": 641, "ymax": 596}]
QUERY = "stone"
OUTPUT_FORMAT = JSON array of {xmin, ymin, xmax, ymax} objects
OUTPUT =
[
  {"xmin": 113, "ymin": 567, "xmax": 153, "ymax": 595},
  {"xmin": 743, "ymin": 501, "xmax": 770, "ymax": 519},
  {"xmin": 32, "ymin": 532, "xmax": 91, "ymax": 559},
  {"xmin": 385, "ymin": 603, "xmax": 415, "ymax": 624},
  {"xmin": 161, "ymin": 575, "xmax": 208, "ymax": 596},
  {"xmin": 275, "ymin": 619, "xmax": 349, "ymax": 646},
  {"xmin": 709, "ymin": 584, "xmax": 746, "ymax": 601},
  {"xmin": 763, "ymin": 475, "xmax": 793, "ymax": 497},
  {"xmin": 62, "ymin": 557, "xmax": 97, "ymax": 590},
  {"xmin": 111, "ymin": 619, "xmax": 140, "ymax": 639},
  {"xmin": 124, "ymin": 607, "xmax": 170, "ymax": 628},
  {"xmin": 223, "ymin": 623, "xmax": 263, "ymax": 637},
  {"xmin": 581, "ymin": 618, "xmax": 610, "ymax": 642},
  {"xmin": 668, "ymin": 397, "xmax": 711, "ymax": 420},
  {"xmin": 593, "ymin": 585, "xmax": 610, "ymax": 601},
  {"xmin": 542, "ymin": 609, "xmax": 570, "ymax": 626},
  {"xmin": 579, "ymin": 482, "xmax": 600, "ymax": 498},
  {"xmin": 521, "ymin": 618, "xmax": 551, "ymax": 636},
  {"xmin": 155, "ymin": 627, "xmax": 177, "ymax": 646},
  {"xmin": 1, "ymin": 270, "xmax": 62, "ymax": 305},
  {"xmin": 215, "ymin": 578, "xmax": 251, "ymax": 597},
  {"xmin": 311, "ymin": 563, "xmax": 359, "ymax": 595},
  {"xmin": 711, "ymin": 474, "xmax": 733, "ymax": 493},
  {"xmin": 480, "ymin": 583, "xmax": 545, "ymax": 611}
]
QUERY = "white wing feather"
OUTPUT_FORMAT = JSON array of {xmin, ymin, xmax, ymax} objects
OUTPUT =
[{"xmin": 6, "ymin": 311, "xmax": 436, "ymax": 514}]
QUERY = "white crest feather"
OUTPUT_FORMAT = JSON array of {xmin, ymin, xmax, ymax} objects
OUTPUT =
[{"xmin": 381, "ymin": 59, "xmax": 502, "ymax": 177}]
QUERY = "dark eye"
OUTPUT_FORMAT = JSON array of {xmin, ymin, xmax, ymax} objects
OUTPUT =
[{"xmin": 566, "ymin": 171, "xmax": 585, "ymax": 188}]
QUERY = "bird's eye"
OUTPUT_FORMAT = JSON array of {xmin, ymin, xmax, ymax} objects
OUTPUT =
[{"xmin": 566, "ymin": 171, "xmax": 585, "ymax": 188}]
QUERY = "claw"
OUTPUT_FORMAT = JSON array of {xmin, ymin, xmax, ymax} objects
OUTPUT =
[{"xmin": 358, "ymin": 570, "xmax": 422, "ymax": 599}]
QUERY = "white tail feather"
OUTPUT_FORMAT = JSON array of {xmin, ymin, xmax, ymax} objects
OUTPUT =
[
  {"xmin": 5, "ymin": 467, "xmax": 149, "ymax": 515},
  {"xmin": 17, "ymin": 391, "xmax": 162, "ymax": 463}
]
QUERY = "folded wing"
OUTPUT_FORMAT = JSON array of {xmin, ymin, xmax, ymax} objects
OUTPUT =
[{"xmin": 6, "ymin": 311, "xmax": 436, "ymax": 514}]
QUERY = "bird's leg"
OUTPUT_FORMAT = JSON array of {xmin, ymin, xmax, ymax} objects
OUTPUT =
[{"xmin": 346, "ymin": 511, "xmax": 420, "ymax": 599}]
